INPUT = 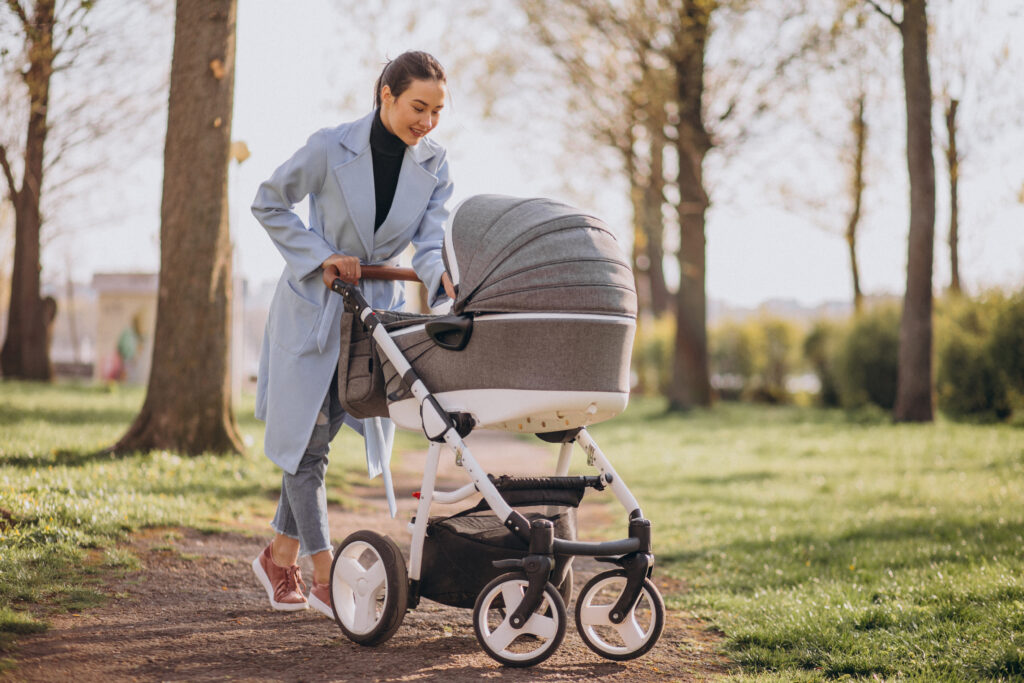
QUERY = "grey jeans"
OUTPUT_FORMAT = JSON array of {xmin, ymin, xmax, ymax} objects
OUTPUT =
[{"xmin": 270, "ymin": 377, "xmax": 345, "ymax": 557}]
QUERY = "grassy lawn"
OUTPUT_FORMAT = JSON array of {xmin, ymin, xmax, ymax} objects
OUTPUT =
[
  {"xmin": 586, "ymin": 399, "xmax": 1024, "ymax": 681},
  {"xmin": 3, "ymin": 383, "xmax": 1023, "ymax": 680}
]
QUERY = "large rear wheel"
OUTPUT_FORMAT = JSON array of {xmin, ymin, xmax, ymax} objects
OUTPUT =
[{"xmin": 329, "ymin": 530, "xmax": 408, "ymax": 646}]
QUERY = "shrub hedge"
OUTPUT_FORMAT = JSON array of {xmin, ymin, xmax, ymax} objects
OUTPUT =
[{"xmin": 636, "ymin": 288, "xmax": 1024, "ymax": 422}]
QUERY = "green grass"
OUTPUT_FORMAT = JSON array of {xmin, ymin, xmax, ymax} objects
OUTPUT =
[
  {"xmin": 585, "ymin": 399, "xmax": 1024, "ymax": 681},
  {"xmin": 5, "ymin": 383, "xmax": 1024, "ymax": 680},
  {"xmin": 0, "ymin": 380, "xmax": 373, "ymax": 645}
]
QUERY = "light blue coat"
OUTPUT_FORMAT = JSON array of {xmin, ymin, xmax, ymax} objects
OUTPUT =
[{"xmin": 252, "ymin": 110, "xmax": 452, "ymax": 475}]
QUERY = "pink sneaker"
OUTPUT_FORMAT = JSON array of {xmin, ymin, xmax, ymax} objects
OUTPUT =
[
  {"xmin": 252, "ymin": 543, "xmax": 308, "ymax": 611},
  {"xmin": 308, "ymin": 579, "xmax": 333, "ymax": 619}
]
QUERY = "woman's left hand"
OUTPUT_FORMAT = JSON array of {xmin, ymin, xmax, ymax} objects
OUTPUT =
[
  {"xmin": 441, "ymin": 272, "xmax": 456, "ymax": 300},
  {"xmin": 321, "ymin": 254, "xmax": 361, "ymax": 288}
]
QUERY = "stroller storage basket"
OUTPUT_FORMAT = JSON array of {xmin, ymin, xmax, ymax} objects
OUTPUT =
[{"xmin": 417, "ymin": 479, "xmax": 584, "ymax": 608}]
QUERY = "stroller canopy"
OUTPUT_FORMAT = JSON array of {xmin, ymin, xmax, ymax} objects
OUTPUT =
[{"xmin": 443, "ymin": 195, "xmax": 637, "ymax": 317}]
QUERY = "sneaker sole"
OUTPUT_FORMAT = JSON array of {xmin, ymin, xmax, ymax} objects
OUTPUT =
[
  {"xmin": 308, "ymin": 591, "xmax": 333, "ymax": 619},
  {"xmin": 251, "ymin": 556, "xmax": 308, "ymax": 611}
]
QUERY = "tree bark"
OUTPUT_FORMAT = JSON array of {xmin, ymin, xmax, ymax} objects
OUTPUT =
[
  {"xmin": 893, "ymin": 0, "xmax": 936, "ymax": 422},
  {"xmin": 643, "ymin": 125, "xmax": 671, "ymax": 315},
  {"xmin": 624, "ymin": 126, "xmax": 658, "ymax": 394},
  {"xmin": 0, "ymin": 0, "xmax": 56, "ymax": 381},
  {"xmin": 847, "ymin": 93, "xmax": 866, "ymax": 315},
  {"xmin": 113, "ymin": 0, "xmax": 243, "ymax": 455},
  {"xmin": 625, "ymin": 124, "xmax": 650, "ymax": 313},
  {"xmin": 667, "ymin": 0, "xmax": 713, "ymax": 410},
  {"xmin": 945, "ymin": 97, "xmax": 960, "ymax": 294}
]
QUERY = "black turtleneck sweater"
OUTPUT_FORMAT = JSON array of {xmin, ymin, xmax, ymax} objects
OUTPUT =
[{"xmin": 370, "ymin": 109, "xmax": 407, "ymax": 231}]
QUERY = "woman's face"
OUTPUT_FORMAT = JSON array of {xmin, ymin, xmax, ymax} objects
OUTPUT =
[{"xmin": 380, "ymin": 78, "xmax": 446, "ymax": 146}]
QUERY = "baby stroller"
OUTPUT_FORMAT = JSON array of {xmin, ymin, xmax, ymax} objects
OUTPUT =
[{"xmin": 328, "ymin": 195, "xmax": 664, "ymax": 667}]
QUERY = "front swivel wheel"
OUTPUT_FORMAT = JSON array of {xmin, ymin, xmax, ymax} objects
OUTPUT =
[
  {"xmin": 473, "ymin": 572, "xmax": 567, "ymax": 667},
  {"xmin": 575, "ymin": 569, "xmax": 664, "ymax": 661}
]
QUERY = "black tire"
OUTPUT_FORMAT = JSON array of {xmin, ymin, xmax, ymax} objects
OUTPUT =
[
  {"xmin": 329, "ymin": 530, "xmax": 408, "ymax": 646},
  {"xmin": 574, "ymin": 569, "xmax": 664, "ymax": 661},
  {"xmin": 473, "ymin": 572, "xmax": 567, "ymax": 667}
]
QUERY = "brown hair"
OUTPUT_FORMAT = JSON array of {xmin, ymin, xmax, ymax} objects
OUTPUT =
[{"xmin": 374, "ymin": 51, "xmax": 446, "ymax": 109}]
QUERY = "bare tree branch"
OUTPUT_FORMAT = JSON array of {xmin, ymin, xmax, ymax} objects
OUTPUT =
[
  {"xmin": 865, "ymin": 0, "xmax": 901, "ymax": 29},
  {"xmin": 0, "ymin": 142, "xmax": 19, "ymax": 202},
  {"xmin": 5, "ymin": 0, "xmax": 29, "ymax": 29}
]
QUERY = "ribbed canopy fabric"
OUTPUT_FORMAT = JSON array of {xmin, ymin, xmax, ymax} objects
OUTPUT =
[{"xmin": 443, "ymin": 195, "xmax": 637, "ymax": 317}]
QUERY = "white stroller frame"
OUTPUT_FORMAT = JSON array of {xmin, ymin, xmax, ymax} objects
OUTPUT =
[{"xmin": 328, "ymin": 279, "xmax": 665, "ymax": 667}]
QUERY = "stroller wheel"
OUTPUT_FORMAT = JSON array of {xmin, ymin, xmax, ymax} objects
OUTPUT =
[
  {"xmin": 473, "ymin": 572, "xmax": 567, "ymax": 667},
  {"xmin": 575, "ymin": 569, "xmax": 665, "ymax": 661},
  {"xmin": 329, "ymin": 530, "xmax": 408, "ymax": 646}
]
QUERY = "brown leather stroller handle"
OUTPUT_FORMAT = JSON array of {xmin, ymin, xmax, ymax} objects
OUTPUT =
[{"xmin": 360, "ymin": 265, "xmax": 419, "ymax": 282}]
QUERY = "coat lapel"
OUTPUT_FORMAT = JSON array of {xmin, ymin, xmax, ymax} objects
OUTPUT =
[
  {"xmin": 332, "ymin": 153, "xmax": 375, "ymax": 258},
  {"xmin": 373, "ymin": 147, "xmax": 437, "ymax": 254},
  {"xmin": 331, "ymin": 111, "xmax": 376, "ymax": 258}
]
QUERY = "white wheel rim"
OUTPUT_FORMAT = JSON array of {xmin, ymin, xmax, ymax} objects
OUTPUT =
[
  {"xmin": 578, "ymin": 576, "xmax": 656, "ymax": 655},
  {"xmin": 331, "ymin": 540, "xmax": 389, "ymax": 635},
  {"xmin": 477, "ymin": 579, "xmax": 560, "ymax": 662}
]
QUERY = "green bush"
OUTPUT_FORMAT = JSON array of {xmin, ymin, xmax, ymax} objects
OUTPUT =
[
  {"xmin": 803, "ymin": 320, "xmax": 842, "ymax": 407},
  {"xmin": 744, "ymin": 317, "xmax": 800, "ymax": 404},
  {"xmin": 835, "ymin": 306, "xmax": 900, "ymax": 410},
  {"xmin": 989, "ymin": 292, "xmax": 1024, "ymax": 393},
  {"xmin": 709, "ymin": 317, "xmax": 800, "ymax": 403},
  {"xmin": 934, "ymin": 290, "xmax": 1022, "ymax": 420},
  {"xmin": 631, "ymin": 315, "xmax": 674, "ymax": 396},
  {"xmin": 709, "ymin": 320, "xmax": 757, "ymax": 401},
  {"xmin": 937, "ymin": 328, "xmax": 1010, "ymax": 420}
]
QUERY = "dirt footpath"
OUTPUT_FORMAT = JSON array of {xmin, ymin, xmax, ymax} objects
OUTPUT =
[{"xmin": 5, "ymin": 432, "xmax": 728, "ymax": 682}]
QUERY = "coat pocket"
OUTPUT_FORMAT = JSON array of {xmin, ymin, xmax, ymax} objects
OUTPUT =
[{"xmin": 270, "ymin": 280, "xmax": 323, "ymax": 354}]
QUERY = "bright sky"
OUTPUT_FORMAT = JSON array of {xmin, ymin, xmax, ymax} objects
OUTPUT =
[{"xmin": 50, "ymin": 0, "xmax": 1024, "ymax": 308}]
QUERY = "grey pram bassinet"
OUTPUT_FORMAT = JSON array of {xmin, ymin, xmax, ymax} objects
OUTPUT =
[{"xmin": 338, "ymin": 195, "xmax": 637, "ymax": 433}]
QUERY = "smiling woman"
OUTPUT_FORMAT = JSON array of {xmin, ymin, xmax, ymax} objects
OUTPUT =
[
  {"xmin": 375, "ymin": 52, "xmax": 446, "ymax": 145},
  {"xmin": 380, "ymin": 79, "xmax": 445, "ymax": 144},
  {"xmin": 249, "ymin": 49, "xmax": 456, "ymax": 622}
]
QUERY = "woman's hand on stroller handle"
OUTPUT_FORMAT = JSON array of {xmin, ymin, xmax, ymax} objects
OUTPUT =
[
  {"xmin": 321, "ymin": 254, "xmax": 361, "ymax": 287},
  {"xmin": 322, "ymin": 257, "xmax": 455, "ymax": 299}
]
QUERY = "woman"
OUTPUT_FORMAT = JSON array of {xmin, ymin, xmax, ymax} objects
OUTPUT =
[{"xmin": 250, "ymin": 51, "xmax": 456, "ymax": 618}]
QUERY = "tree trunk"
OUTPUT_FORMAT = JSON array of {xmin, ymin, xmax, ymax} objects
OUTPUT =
[
  {"xmin": 113, "ymin": 0, "xmax": 243, "ymax": 455},
  {"xmin": 667, "ymin": 0, "xmax": 713, "ymax": 410},
  {"xmin": 625, "ymin": 125, "xmax": 650, "ymax": 315},
  {"xmin": 893, "ymin": 0, "xmax": 936, "ymax": 422},
  {"xmin": 625, "ymin": 133, "xmax": 656, "ymax": 395},
  {"xmin": 643, "ymin": 126, "xmax": 671, "ymax": 315},
  {"xmin": 945, "ymin": 97, "xmax": 960, "ymax": 294},
  {"xmin": 0, "ymin": 0, "xmax": 55, "ymax": 381},
  {"xmin": 847, "ymin": 93, "xmax": 866, "ymax": 315}
]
